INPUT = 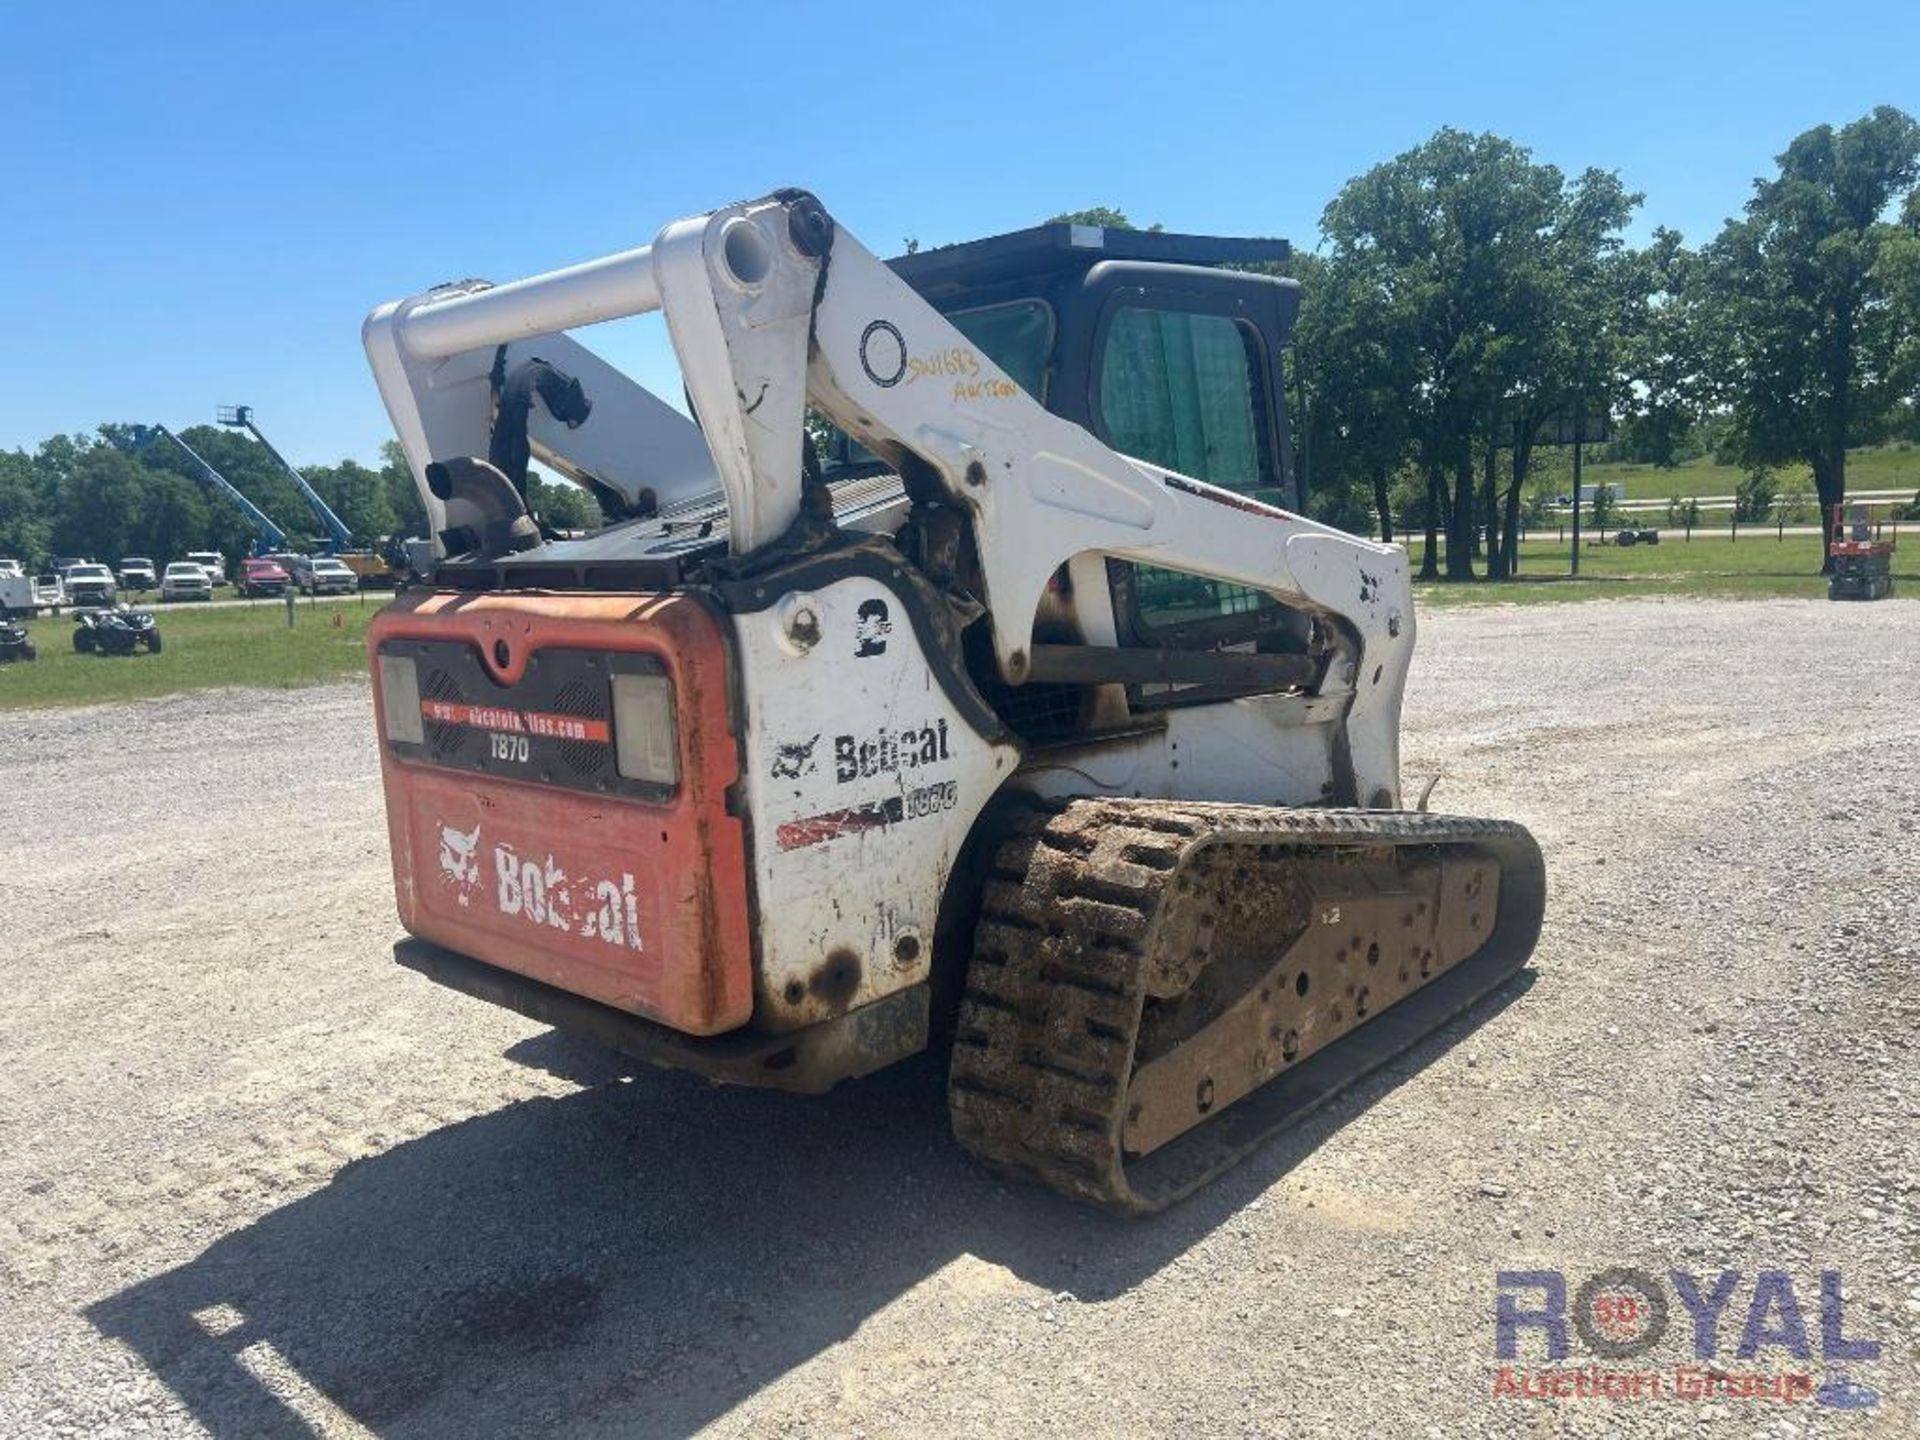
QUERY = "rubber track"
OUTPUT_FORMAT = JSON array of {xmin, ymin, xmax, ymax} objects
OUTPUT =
[{"xmin": 947, "ymin": 799, "xmax": 1545, "ymax": 1214}]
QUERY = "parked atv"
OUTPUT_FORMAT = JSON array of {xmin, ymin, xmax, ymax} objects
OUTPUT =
[
  {"xmin": 0, "ymin": 617, "xmax": 35, "ymax": 662},
  {"xmin": 73, "ymin": 605, "xmax": 162, "ymax": 656}
]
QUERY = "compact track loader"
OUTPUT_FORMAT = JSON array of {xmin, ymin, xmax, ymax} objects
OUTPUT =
[{"xmin": 363, "ymin": 191, "xmax": 1544, "ymax": 1212}]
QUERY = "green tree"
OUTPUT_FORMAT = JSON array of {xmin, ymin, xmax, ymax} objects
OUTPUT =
[
  {"xmin": 0, "ymin": 450, "xmax": 50, "ymax": 562},
  {"xmin": 1045, "ymin": 206, "xmax": 1161, "ymax": 231},
  {"xmin": 1703, "ymin": 106, "xmax": 1920, "ymax": 570},
  {"xmin": 380, "ymin": 440, "xmax": 428, "ymax": 535},
  {"xmin": 1483, "ymin": 178, "xmax": 1642, "ymax": 578},
  {"xmin": 1587, "ymin": 484, "xmax": 1617, "ymax": 530},
  {"xmin": 1773, "ymin": 472, "xmax": 1815, "ymax": 523},
  {"xmin": 1733, "ymin": 468, "xmax": 1778, "ymax": 522},
  {"xmin": 10, "ymin": 426, "xmax": 435, "ymax": 569},
  {"xmin": 132, "ymin": 471, "xmax": 212, "ymax": 563},
  {"xmin": 1615, "ymin": 228, "xmax": 1709, "ymax": 468},
  {"xmin": 48, "ymin": 443, "xmax": 145, "ymax": 561},
  {"xmin": 1665, "ymin": 494, "xmax": 1702, "ymax": 527},
  {"xmin": 527, "ymin": 474, "xmax": 598, "ymax": 532},
  {"xmin": 1320, "ymin": 130, "xmax": 1640, "ymax": 580},
  {"xmin": 1290, "ymin": 249, "xmax": 1418, "ymax": 541},
  {"xmin": 305, "ymin": 459, "xmax": 397, "ymax": 543}
]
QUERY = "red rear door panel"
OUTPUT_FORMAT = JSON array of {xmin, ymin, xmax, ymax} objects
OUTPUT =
[{"xmin": 369, "ymin": 591, "xmax": 751, "ymax": 1035}]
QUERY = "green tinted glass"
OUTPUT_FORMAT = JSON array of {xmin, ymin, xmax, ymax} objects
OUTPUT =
[
  {"xmin": 949, "ymin": 300, "xmax": 1052, "ymax": 400},
  {"xmin": 1098, "ymin": 308, "xmax": 1261, "ymax": 489},
  {"xmin": 1099, "ymin": 307, "xmax": 1275, "ymax": 630}
]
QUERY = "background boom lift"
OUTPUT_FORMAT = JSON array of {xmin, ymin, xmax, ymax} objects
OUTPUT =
[
  {"xmin": 146, "ymin": 424, "xmax": 290, "ymax": 557},
  {"xmin": 217, "ymin": 405, "xmax": 353, "ymax": 554},
  {"xmin": 217, "ymin": 405, "xmax": 399, "ymax": 587}
]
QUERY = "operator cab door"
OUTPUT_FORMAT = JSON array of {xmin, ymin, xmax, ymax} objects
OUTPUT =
[
  {"xmin": 1068, "ymin": 260, "xmax": 1295, "ymax": 510},
  {"xmin": 1069, "ymin": 263, "xmax": 1305, "ymax": 665}
]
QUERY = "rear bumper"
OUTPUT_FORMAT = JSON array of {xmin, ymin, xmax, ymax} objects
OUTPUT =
[{"xmin": 396, "ymin": 936, "xmax": 928, "ymax": 1093}]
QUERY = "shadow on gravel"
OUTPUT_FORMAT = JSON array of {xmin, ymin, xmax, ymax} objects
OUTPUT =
[{"xmin": 89, "ymin": 973, "xmax": 1532, "ymax": 1438}]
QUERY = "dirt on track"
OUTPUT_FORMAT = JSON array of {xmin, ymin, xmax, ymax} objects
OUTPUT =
[{"xmin": 0, "ymin": 596, "xmax": 1914, "ymax": 1438}]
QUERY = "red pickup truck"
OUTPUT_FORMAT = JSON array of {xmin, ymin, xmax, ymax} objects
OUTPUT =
[{"xmin": 235, "ymin": 557, "xmax": 291, "ymax": 598}]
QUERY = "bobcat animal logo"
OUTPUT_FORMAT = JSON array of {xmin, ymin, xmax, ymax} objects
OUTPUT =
[
  {"xmin": 438, "ymin": 822, "xmax": 482, "ymax": 904},
  {"xmin": 772, "ymin": 734, "xmax": 821, "ymax": 780}
]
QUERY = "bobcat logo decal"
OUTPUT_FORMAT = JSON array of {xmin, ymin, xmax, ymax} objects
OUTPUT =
[{"xmin": 438, "ymin": 822, "xmax": 483, "ymax": 905}]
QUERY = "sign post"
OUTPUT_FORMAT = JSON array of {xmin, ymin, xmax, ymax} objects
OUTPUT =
[
  {"xmin": 1571, "ymin": 421, "xmax": 1583, "ymax": 577},
  {"xmin": 1488, "ymin": 398, "xmax": 1608, "ymax": 580}
]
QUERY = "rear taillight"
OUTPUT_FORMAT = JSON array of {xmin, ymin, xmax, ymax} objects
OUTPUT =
[
  {"xmin": 378, "ymin": 654, "xmax": 425, "ymax": 745},
  {"xmin": 611, "ymin": 672, "xmax": 678, "ymax": 786}
]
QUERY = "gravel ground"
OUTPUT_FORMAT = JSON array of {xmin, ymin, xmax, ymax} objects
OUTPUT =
[{"xmin": 0, "ymin": 596, "xmax": 1914, "ymax": 1438}]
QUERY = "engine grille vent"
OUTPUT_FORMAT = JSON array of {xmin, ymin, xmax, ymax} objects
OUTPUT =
[
  {"xmin": 552, "ymin": 677, "xmax": 610, "ymax": 778},
  {"xmin": 422, "ymin": 666, "xmax": 472, "ymax": 761}
]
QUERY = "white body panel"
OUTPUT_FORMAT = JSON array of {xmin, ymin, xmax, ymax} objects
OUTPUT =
[
  {"xmin": 730, "ymin": 574, "xmax": 1017, "ymax": 1025},
  {"xmin": 1014, "ymin": 691, "xmax": 1351, "ymax": 807}
]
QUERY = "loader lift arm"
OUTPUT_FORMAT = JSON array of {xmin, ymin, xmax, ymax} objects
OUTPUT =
[{"xmin": 366, "ymin": 190, "xmax": 1413, "ymax": 803}]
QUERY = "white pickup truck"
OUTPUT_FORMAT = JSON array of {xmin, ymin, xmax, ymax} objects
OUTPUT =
[{"xmin": 0, "ymin": 560, "xmax": 63, "ymax": 618}]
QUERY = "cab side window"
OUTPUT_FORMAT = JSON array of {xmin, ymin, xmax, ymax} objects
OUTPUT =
[
  {"xmin": 1097, "ymin": 307, "xmax": 1268, "ymax": 491},
  {"xmin": 949, "ymin": 299, "xmax": 1052, "ymax": 402}
]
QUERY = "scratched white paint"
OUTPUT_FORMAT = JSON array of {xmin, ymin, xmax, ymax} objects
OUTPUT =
[{"xmin": 492, "ymin": 842, "xmax": 643, "ymax": 952}]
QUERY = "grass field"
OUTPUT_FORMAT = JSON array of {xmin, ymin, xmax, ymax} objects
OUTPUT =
[
  {"xmin": 1566, "ymin": 443, "xmax": 1920, "ymax": 505},
  {"xmin": 0, "ymin": 597, "xmax": 378, "ymax": 709},
  {"xmin": 1416, "ymin": 532, "xmax": 1916, "ymax": 606}
]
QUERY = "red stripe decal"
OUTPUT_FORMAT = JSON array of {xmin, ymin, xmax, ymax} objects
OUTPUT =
[
  {"xmin": 776, "ymin": 797, "xmax": 906, "ymax": 851},
  {"xmin": 420, "ymin": 699, "xmax": 610, "ymax": 744},
  {"xmin": 1162, "ymin": 473, "xmax": 1292, "ymax": 519}
]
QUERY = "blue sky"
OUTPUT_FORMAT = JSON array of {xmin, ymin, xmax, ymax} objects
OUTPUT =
[{"xmin": 4, "ymin": 1, "xmax": 1915, "ymax": 466}]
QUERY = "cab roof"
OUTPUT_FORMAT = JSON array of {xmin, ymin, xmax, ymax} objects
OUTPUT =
[{"xmin": 889, "ymin": 223, "xmax": 1291, "ymax": 301}]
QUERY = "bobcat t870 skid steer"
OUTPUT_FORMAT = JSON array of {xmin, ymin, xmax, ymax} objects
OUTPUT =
[{"xmin": 363, "ymin": 190, "xmax": 1544, "ymax": 1213}]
